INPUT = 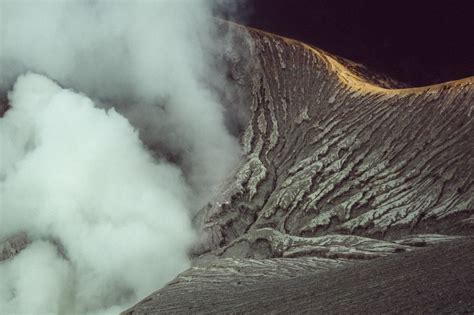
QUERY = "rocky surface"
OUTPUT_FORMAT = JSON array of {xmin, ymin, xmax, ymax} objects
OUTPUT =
[
  {"xmin": 0, "ymin": 233, "xmax": 29, "ymax": 262},
  {"xmin": 197, "ymin": 26, "xmax": 473, "ymax": 255},
  {"xmin": 124, "ymin": 23, "xmax": 474, "ymax": 313}
]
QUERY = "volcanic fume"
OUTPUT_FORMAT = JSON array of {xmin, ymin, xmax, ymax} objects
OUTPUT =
[{"xmin": 0, "ymin": 1, "xmax": 240, "ymax": 314}]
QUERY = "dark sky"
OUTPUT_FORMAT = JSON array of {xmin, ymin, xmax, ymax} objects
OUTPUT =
[{"xmin": 228, "ymin": 0, "xmax": 474, "ymax": 87}]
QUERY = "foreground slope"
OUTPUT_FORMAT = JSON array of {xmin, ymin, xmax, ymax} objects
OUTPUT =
[{"xmin": 127, "ymin": 238, "xmax": 474, "ymax": 314}]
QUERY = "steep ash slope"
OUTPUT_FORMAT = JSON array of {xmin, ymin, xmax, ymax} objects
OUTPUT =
[
  {"xmin": 124, "ymin": 23, "xmax": 474, "ymax": 313},
  {"xmin": 195, "ymin": 25, "xmax": 473, "ymax": 256}
]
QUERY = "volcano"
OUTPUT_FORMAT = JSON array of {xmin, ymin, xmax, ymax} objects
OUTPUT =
[
  {"xmin": 122, "ymin": 22, "xmax": 474, "ymax": 314},
  {"xmin": 1, "ymin": 17, "xmax": 473, "ymax": 314}
]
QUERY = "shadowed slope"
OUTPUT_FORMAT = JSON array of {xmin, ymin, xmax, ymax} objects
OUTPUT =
[{"xmin": 126, "ymin": 237, "xmax": 474, "ymax": 314}]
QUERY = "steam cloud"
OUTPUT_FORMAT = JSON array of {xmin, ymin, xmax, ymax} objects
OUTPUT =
[{"xmin": 0, "ymin": 0, "xmax": 241, "ymax": 313}]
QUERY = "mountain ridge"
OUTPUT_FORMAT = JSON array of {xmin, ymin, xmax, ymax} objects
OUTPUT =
[{"xmin": 125, "ymin": 21, "xmax": 473, "ymax": 313}]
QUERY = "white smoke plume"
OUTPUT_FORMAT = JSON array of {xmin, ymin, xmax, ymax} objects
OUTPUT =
[
  {"xmin": 0, "ymin": 0, "xmax": 241, "ymax": 199},
  {"xmin": 0, "ymin": 0, "xmax": 241, "ymax": 313}
]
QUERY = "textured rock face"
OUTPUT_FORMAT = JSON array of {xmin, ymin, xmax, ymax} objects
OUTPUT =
[
  {"xmin": 124, "ymin": 23, "xmax": 474, "ymax": 313},
  {"xmin": 193, "ymin": 25, "xmax": 473, "ymax": 258}
]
